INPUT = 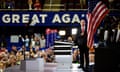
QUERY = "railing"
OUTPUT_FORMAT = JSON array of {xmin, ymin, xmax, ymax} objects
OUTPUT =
[{"xmin": 0, "ymin": 9, "xmax": 119, "ymax": 12}]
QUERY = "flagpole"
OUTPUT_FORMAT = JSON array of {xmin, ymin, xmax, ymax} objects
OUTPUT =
[
  {"xmin": 88, "ymin": 0, "xmax": 90, "ymax": 12},
  {"xmin": 88, "ymin": 0, "xmax": 90, "ymax": 13}
]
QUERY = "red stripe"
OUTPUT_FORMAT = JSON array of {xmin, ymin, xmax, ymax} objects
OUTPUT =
[
  {"xmin": 93, "ymin": 5, "xmax": 108, "ymax": 30},
  {"xmin": 94, "ymin": 10, "xmax": 109, "ymax": 33},
  {"xmin": 87, "ymin": 14, "xmax": 92, "ymax": 47},
  {"xmin": 87, "ymin": 1, "xmax": 109, "ymax": 48},
  {"xmin": 92, "ymin": 1, "xmax": 103, "ymax": 14}
]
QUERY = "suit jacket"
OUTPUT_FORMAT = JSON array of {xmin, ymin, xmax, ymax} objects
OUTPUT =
[{"xmin": 75, "ymin": 25, "xmax": 87, "ymax": 47}]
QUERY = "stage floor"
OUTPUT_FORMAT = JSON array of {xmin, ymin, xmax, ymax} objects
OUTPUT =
[{"xmin": 5, "ymin": 62, "xmax": 94, "ymax": 72}]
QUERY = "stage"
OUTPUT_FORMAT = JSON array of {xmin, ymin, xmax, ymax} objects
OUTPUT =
[{"xmin": 5, "ymin": 62, "xmax": 94, "ymax": 72}]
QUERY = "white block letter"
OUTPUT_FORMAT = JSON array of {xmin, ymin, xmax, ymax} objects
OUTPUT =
[
  {"xmin": 32, "ymin": 14, "xmax": 40, "ymax": 24},
  {"xmin": 40, "ymin": 14, "xmax": 48, "ymax": 23},
  {"xmin": 52, "ymin": 14, "xmax": 61, "ymax": 23},
  {"xmin": 62, "ymin": 14, "xmax": 70, "ymax": 23},
  {"xmin": 12, "ymin": 14, "xmax": 20, "ymax": 23},
  {"xmin": 2, "ymin": 14, "xmax": 10, "ymax": 23},
  {"xmin": 22, "ymin": 14, "xmax": 29, "ymax": 23},
  {"xmin": 72, "ymin": 14, "xmax": 80, "ymax": 23}
]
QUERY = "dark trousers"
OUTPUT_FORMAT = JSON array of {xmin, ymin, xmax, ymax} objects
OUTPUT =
[{"xmin": 79, "ymin": 46, "xmax": 89, "ymax": 68}]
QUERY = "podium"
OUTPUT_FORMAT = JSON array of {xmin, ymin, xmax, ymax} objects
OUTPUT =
[
  {"xmin": 54, "ymin": 41, "xmax": 73, "ymax": 69},
  {"xmin": 95, "ymin": 48, "xmax": 120, "ymax": 72},
  {"xmin": 20, "ymin": 58, "xmax": 44, "ymax": 72}
]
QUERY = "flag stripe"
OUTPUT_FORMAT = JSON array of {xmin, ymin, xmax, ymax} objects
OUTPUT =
[
  {"xmin": 87, "ymin": 14, "xmax": 94, "ymax": 48},
  {"xmin": 87, "ymin": 2, "xmax": 104, "ymax": 48},
  {"xmin": 94, "ymin": 11, "xmax": 109, "ymax": 33},
  {"xmin": 94, "ymin": 9, "xmax": 109, "ymax": 33},
  {"xmin": 93, "ymin": 6, "xmax": 109, "ymax": 33},
  {"xmin": 87, "ymin": 1, "xmax": 109, "ymax": 48},
  {"xmin": 92, "ymin": 1, "xmax": 103, "ymax": 14},
  {"xmin": 87, "ymin": 14, "xmax": 91, "ymax": 47},
  {"xmin": 87, "ymin": 14, "xmax": 92, "ymax": 40},
  {"xmin": 93, "ymin": 5, "xmax": 108, "ymax": 29}
]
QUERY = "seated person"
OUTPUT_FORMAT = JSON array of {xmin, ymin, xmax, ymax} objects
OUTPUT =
[
  {"xmin": 40, "ymin": 52, "xmax": 47, "ymax": 62},
  {"xmin": 0, "ymin": 52, "xmax": 8, "ymax": 70},
  {"xmin": 67, "ymin": 36, "xmax": 73, "ymax": 43},
  {"xmin": 29, "ymin": 48, "xmax": 35, "ymax": 58},
  {"xmin": 72, "ymin": 49, "xmax": 80, "ymax": 63},
  {"xmin": 45, "ymin": 48, "xmax": 54, "ymax": 62},
  {"xmin": 16, "ymin": 51, "xmax": 24, "ymax": 65},
  {"xmin": 0, "ymin": 47, "xmax": 8, "ymax": 60},
  {"xmin": 8, "ymin": 51, "xmax": 17, "ymax": 66},
  {"xmin": 11, "ymin": 45, "xmax": 18, "ymax": 55},
  {"xmin": 25, "ymin": 51, "xmax": 30, "ymax": 60}
]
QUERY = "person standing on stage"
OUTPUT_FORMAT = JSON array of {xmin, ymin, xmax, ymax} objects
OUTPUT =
[{"xmin": 75, "ymin": 19, "xmax": 89, "ymax": 71}]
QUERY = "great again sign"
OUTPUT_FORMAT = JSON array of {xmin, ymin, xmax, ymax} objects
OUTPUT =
[{"xmin": 0, "ymin": 11, "xmax": 87, "ymax": 26}]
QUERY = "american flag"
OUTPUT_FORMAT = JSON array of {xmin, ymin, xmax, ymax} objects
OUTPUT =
[{"xmin": 87, "ymin": 0, "xmax": 109, "ymax": 48}]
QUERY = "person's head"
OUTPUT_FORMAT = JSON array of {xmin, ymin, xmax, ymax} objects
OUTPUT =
[
  {"xmin": 34, "ymin": 37, "xmax": 39, "ymax": 41},
  {"xmin": 16, "ymin": 51, "xmax": 22, "ymax": 56},
  {"xmin": 1, "ymin": 47, "xmax": 6, "ymax": 51},
  {"xmin": 67, "ymin": 36, "xmax": 73, "ymax": 42},
  {"xmin": 41, "ymin": 35, "xmax": 45, "ymax": 40},
  {"xmin": 10, "ymin": 51, "xmax": 15, "ymax": 55},
  {"xmin": 25, "ymin": 35, "xmax": 28, "ymax": 38},
  {"xmin": 22, "ymin": 45, "xmax": 26, "ymax": 50},
  {"xmin": 30, "ymin": 35, "xmax": 34, "ymax": 38},
  {"xmin": 45, "ymin": 48, "xmax": 53, "ymax": 54},
  {"xmin": 80, "ymin": 19, "xmax": 86, "ymax": 26},
  {"xmin": 11, "ymin": 45, "xmax": 17, "ymax": 51},
  {"xmin": 35, "ymin": 0, "xmax": 39, "ymax": 2},
  {"xmin": 28, "ymin": 0, "xmax": 33, "ymax": 4}
]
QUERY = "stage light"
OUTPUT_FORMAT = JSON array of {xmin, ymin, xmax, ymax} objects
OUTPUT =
[
  {"xmin": 71, "ymin": 28, "xmax": 78, "ymax": 35},
  {"xmin": 81, "ymin": 14, "xmax": 85, "ymax": 17},
  {"xmin": 59, "ymin": 30, "xmax": 66, "ymax": 36}
]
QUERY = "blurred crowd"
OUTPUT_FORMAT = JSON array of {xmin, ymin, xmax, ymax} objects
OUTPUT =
[
  {"xmin": 0, "ymin": 46, "xmax": 55, "ymax": 70},
  {"xmin": 95, "ymin": 15, "xmax": 120, "ymax": 48},
  {"xmin": 0, "ymin": 0, "xmax": 45, "ymax": 10},
  {"xmin": 0, "ymin": 33, "xmax": 95, "ymax": 71},
  {"xmin": 0, "ymin": 33, "xmax": 56, "ymax": 71},
  {"xmin": 0, "ymin": 0, "xmax": 119, "ymax": 10},
  {"xmin": 0, "ymin": 33, "xmax": 79, "ymax": 70}
]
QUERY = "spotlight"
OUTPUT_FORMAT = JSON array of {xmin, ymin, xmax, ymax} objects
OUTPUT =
[
  {"xmin": 72, "ymin": 28, "xmax": 78, "ymax": 35},
  {"xmin": 59, "ymin": 30, "xmax": 66, "ymax": 36}
]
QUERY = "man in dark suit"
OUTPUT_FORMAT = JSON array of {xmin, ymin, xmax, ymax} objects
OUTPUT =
[{"xmin": 75, "ymin": 19, "xmax": 89, "ymax": 71}]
